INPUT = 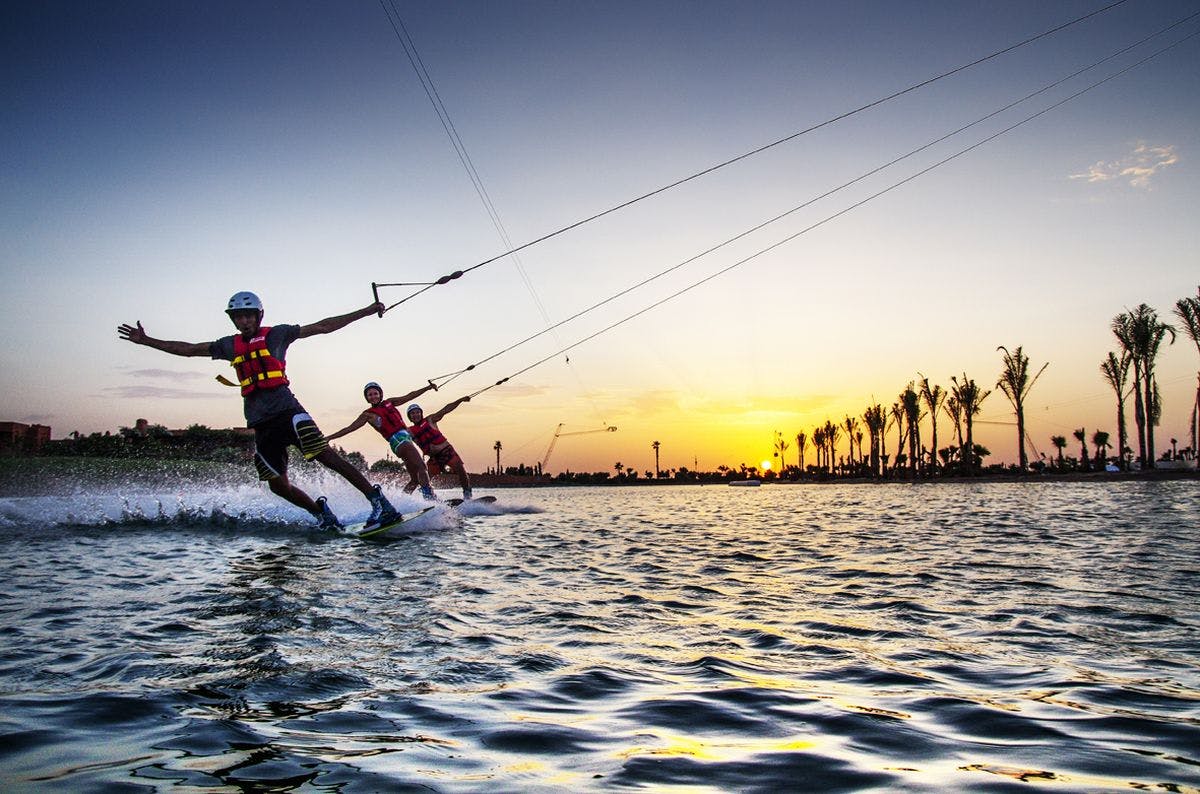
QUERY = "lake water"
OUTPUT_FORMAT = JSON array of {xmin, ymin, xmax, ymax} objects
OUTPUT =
[{"xmin": 0, "ymin": 476, "xmax": 1197, "ymax": 792}]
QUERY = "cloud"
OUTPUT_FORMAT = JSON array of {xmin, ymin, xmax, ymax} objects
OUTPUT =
[
  {"xmin": 1069, "ymin": 142, "xmax": 1178, "ymax": 189},
  {"xmin": 123, "ymin": 368, "xmax": 210, "ymax": 380},
  {"xmin": 103, "ymin": 386, "xmax": 226, "ymax": 400}
]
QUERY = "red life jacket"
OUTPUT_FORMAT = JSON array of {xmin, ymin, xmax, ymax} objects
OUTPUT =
[
  {"xmin": 366, "ymin": 402, "xmax": 408, "ymax": 439},
  {"xmin": 231, "ymin": 327, "xmax": 289, "ymax": 396},
  {"xmin": 410, "ymin": 419, "xmax": 447, "ymax": 452}
]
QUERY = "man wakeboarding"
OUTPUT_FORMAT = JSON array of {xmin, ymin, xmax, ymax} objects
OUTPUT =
[{"xmin": 117, "ymin": 291, "xmax": 401, "ymax": 531}]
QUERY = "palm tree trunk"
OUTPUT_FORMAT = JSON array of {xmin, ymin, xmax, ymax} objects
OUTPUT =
[
  {"xmin": 964, "ymin": 416, "xmax": 974, "ymax": 472},
  {"xmin": 1143, "ymin": 363, "xmax": 1157, "ymax": 468},
  {"xmin": 1131, "ymin": 368, "xmax": 1146, "ymax": 467},
  {"xmin": 928, "ymin": 419, "xmax": 939, "ymax": 475},
  {"xmin": 1015, "ymin": 405, "xmax": 1027, "ymax": 470},
  {"xmin": 1116, "ymin": 397, "xmax": 1128, "ymax": 472}
]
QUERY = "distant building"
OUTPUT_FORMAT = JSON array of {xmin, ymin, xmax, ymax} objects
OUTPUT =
[{"xmin": 0, "ymin": 422, "xmax": 52, "ymax": 456}]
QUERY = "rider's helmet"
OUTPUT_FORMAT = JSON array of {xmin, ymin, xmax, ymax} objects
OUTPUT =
[{"xmin": 226, "ymin": 291, "xmax": 263, "ymax": 315}]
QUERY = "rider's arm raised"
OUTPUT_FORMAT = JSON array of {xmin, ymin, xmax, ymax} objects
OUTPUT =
[{"xmin": 117, "ymin": 321, "xmax": 210, "ymax": 357}]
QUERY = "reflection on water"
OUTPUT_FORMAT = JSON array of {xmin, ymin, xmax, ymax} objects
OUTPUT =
[{"xmin": 0, "ymin": 481, "xmax": 1197, "ymax": 791}]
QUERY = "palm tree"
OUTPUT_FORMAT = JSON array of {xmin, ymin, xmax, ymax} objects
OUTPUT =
[
  {"xmin": 651, "ymin": 440, "xmax": 661, "ymax": 478},
  {"xmin": 950, "ymin": 374, "xmax": 991, "ymax": 473},
  {"xmin": 1073, "ymin": 428, "xmax": 1089, "ymax": 471},
  {"xmin": 493, "ymin": 440, "xmax": 502, "ymax": 474},
  {"xmin": 1113, "ymin": 305, "xmax": 1176, "ymax": 469},
  {"xmin": 1099, "ymin": 351, "xmax": 1132, "ymax": 471},
  {"xmin": 890, "ymin": 402, "xmax": 906, "ymax": 474},
  {"xmin": 918, "ymin": 377, "xmax": 946, "ymax": 474},
  {"xmin": 1112, "ymin": 312, "xmax": 1146, "ymax": 467},
  {"xmin": 812, "ymin": 426, "xmax": 826, "ymax": 471},
  {"xmin": 945, "ymin": 393, "xmax": 964, "ymax": 458},
  {"xmin": 614, "ymin": 462, "xmax": 624, "ymax": 478},
  {"xmin": 1174, "ymin": 286, "xmax": 1200, "ymax": 455},
  {"xmin": 863, "ymin": 403, "xmax": 887, "ymax": 478},
  {"xmin": 796, "ymin": 431, "xmax": 807, "ymax": 473},
  {"xmin": 900, "ymin": 384, "xmax": 922, "ymax": 475},
  {"xmin": 774, "ymin": 431, "xmax": 790, "ymax": 472},
  {"xmin": 1050, "ymin": 435, "xmax": 1067, "ymax": 468},
  {"xmin": 825, "ymin": 420, "xmax": 842, "ymax": 476},
  {"xmin": 1091, "ymin": 431, "xmax": 1111, "ymax": 469},
  {"xmin": 996, "ymin": 346, "xmax": 1048, "ymax": 471},
  {"xmin": 842, "ymin": 416, "xmax": 859, "ymax": 467}
]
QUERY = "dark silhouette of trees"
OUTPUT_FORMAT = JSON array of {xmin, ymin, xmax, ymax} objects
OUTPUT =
[
  {"xmin": 950, "ymin": 374, "xmax": 990, "ymax": 473},
  {"xmin": 1175, "ymin": 286, "xmax": 1200, "ymax": 455},
  {"xmin": 1073, "ymin": 428, "xmax": 1090, "ymax": 472},
  {"xmin": 863, "ymin": 403, "xmax": 886, "ymax": 478},
  {"xmin": 1092, "ymin": 431, "xmax": 1111, "ymax": 469},
  {"xmin": 919, "ymin": 377, "xmax": 946, "ymax": 475},
  {"xmin": 1099, "ymin": 351, "xmax": 1132, "ymax": 470},
  {"xmin": 1051, "ymin": 435, "xmax": 1067, "ymax": 468},
  {"xmin": 1113, "ymin": 305, "xmax": 1175, "ymax": 469},
  {"xmin": 996, "ymin": 345, "xmax": 1048, "ymax": 471},
  {"xmin": 901, "ymin": 384, "xmax": 922, "ymax": 476}
]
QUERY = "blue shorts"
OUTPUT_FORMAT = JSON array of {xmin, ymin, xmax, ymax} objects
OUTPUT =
[{"xmin": 387, "ymin": 429, "xmax": 415, "ymax": 455}]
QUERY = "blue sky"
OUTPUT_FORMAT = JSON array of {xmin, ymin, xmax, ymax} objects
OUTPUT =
[{"xmin": 2, "ymin": 1, "xmax": 1198, "ymax": 473}]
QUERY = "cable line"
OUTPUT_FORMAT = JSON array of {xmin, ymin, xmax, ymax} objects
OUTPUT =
[
  {"xmin": 377, "ymin": 0, "xmax": 612, "ymax": 425},
  {"xmin": 460, "ymin": 26, "xmax": 1199, "ymax": 402},
  {"xmin": 420, "ymin": 11, "xmax": 1199, "ymax": 391},
  {"xmin": 373, "ymin": 0, "xmax": 1131, "ymax": 311}
]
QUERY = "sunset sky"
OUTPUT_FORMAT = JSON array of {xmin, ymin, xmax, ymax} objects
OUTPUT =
[{"xmin": 3, "ymin": 1, "xmax": 1198, "ymax": 475}]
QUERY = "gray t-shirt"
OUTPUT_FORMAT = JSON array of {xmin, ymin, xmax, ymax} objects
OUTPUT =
[{"xmin": 210, "ymin": 324, "xmax": 304, "ymax": 427}]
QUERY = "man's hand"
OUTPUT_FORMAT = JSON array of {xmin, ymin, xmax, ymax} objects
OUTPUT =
[
  {"xmin": 118, "ymin": 321, "xmax": 147, "ymax": 344},
  {"xmin": 116, "ymin": 322, "xmax": 209, "ymax": 357}
]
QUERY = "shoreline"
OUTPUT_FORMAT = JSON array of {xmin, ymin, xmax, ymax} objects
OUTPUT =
[{"xmin": 2, "ymin": 456, "xmax": 1194, "ymax": 498}]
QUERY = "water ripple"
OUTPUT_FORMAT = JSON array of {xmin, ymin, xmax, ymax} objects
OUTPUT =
[{"xmin": 0, "ymin": 481, "xmax": 1197, "ymax": 790}]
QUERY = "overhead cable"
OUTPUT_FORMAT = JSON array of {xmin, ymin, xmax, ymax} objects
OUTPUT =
[
  {"xmin": 464, "ymin": 26, "xmax": 1200, "ymax": 400},
  {"xmin": 426, "ymin": 10, "xmax": 1199, "ymax": 390},
  {"xmin": 375, "ymin": 0, "xmax": 1132, "ymax": 311}
]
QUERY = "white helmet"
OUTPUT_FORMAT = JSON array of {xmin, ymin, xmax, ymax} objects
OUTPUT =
[
  {"xmin": 406, "ymin": 403, "xmax": 423, "ymax": 419},
  {"xmin": 226, "ymin": 291, "xmax": 263, "ymax": 314}
]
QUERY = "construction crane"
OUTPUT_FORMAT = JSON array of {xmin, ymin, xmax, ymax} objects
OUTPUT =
[{"xmin": 541, "ymin": 423, "xmax": 617, "ymax": 470}]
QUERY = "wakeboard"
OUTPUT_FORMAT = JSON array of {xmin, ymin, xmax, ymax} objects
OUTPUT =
[
  {"xmin": 445, "ymin": 495, "xmax": 498, "ymax": 508},
  {"xmin": 344, "ymin": 505, "xmax": 438, "ymax": 539}
]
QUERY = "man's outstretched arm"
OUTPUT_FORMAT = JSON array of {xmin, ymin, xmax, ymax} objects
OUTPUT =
[
  {"xmin": 297, "ymin": 301, "xmax": 384, "ymax": 339},
  {"xmin": 118, "ymin": 321, "xmax": 210, "ymax": 357}
]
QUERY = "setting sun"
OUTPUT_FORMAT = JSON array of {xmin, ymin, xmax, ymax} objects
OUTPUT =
[{"xmin": 761, "ymin": 460, "xmax": 772, "ymax": 471}]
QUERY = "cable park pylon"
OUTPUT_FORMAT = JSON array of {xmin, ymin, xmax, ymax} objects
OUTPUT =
[
  {"xmin": 386, "ymin": 14, "xmax": 1200, "ymax": 404},
  {"xmin": 368, "ymin": 0, "xmax": 1133, "ymax": 314}
]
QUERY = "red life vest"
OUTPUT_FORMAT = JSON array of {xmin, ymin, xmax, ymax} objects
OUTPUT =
[
  {"xmin": 410, "ymin": 419, "xmax": 447, "ymax": 453},
  {"xmin": 366, "ymin": 402, "xmax": 408, "ymax": 439},
  {"xmin": 231, "ymin": 327, "xmax": 289, "ymax": 396}
]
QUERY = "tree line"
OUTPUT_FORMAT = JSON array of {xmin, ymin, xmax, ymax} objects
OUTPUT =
[{"xmin": 772, "ymin": 287, "xmax": 1199, "ymax": 479}]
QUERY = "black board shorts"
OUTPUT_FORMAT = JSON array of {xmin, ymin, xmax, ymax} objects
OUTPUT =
[
  {"xmin": 253, "ymin": 411, "xmax": 328, "ymax": 480},
  {"xmin": 427, "ymin": 444, "xmax": 463, "ymax": 475}
]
